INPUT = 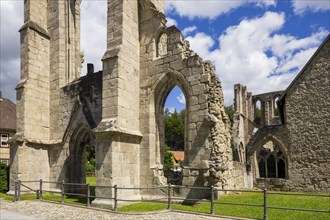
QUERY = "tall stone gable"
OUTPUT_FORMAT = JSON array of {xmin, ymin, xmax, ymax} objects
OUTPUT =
[{"xmin": 10, "ymin": 0, "xmax": 241, "ymax": 203}]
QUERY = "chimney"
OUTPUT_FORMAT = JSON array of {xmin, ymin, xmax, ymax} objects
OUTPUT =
[{"xmin": 87, "ymin": 63, "xmax": 94, "ymax": 75}]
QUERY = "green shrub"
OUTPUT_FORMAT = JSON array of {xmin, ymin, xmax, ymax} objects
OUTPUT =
[
  {"xmin": 0, "ymin": 162, "xmax": 9, "ymax": 192},
  {"xmin": 164, "ymin": 145, "xmax": 174, "ymax": 169}
]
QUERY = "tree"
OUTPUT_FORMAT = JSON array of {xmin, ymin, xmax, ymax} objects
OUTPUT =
[
  {"xmin": 164, "ymin": 108, "xmax": 185, "ymax": 151},
  {"xmin": 164, "ymin": 145, "xmax": 174, "ymax": 169},
  {"xmin": 0, "ymin": 162, "xmax": 9, "ymax": 192},
  {"xmin": 85, "ymin": 144, "xmax": 95, "ymax": 172},
  {"xmin": 225, "ymin": 105, "xmax": 235, "ymax": 125}
]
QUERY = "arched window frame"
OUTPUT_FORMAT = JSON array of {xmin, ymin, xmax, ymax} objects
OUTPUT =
[{"xmin": 257, "ymin": 141, "xmax": 287, "ymax": 179}]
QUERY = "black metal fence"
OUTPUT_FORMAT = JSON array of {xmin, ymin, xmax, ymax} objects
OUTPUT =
[{"xmin": 14, "ymin": 179, "xmax": 330, "ymax": 220}]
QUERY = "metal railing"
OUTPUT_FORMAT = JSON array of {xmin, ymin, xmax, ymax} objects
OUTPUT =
[{"xmin": 14, "ymin": 179, "xmax": 330, "ymax": 220}]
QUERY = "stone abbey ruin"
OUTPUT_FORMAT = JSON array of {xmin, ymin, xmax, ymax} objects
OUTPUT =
[{"xmin": 9, "ymin": 0, "xmax": 329, "ymax": 205}]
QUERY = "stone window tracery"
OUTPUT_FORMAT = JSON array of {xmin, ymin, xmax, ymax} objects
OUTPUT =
[{"xmin": 257, "ymin": 141, "xmax": 286, "ymax": 178}]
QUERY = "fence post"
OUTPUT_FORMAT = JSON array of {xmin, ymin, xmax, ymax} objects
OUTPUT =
[
  {"xmin": 18, "ymin": 180, "xmax": 21, "ymax": 201},
  {"xmin": 86, "ymin": 183, "xmax": 90, "ymax": 208},
  {"xmin": 263, "ymin": 188, "xmax": 268, "ymax": 220},
  {"xmin": 210, "ymin": 186, "xmax": 215, "ymax": 214},
  {"xmin": 167, "ymin": 184, "xmax": 172, "ymax": 210},
  {"xmin": 14, "ymin": 180, "xmax": 17, "ymax": 202},
  {"xmin": 114, "ymin": 185, "xmax": 118, "ymax": 211},
  {"xmin": 61, "ymin": 180, "xmax": 65, "ymax": 204},
  {"xmin": 39, "ymin": 179, "xmax": 43, "ymax": 200}
]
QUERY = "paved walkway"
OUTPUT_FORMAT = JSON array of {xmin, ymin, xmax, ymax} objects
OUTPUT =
[{"xmin": 0, "ymin": 199, "xmax": 249, "ymax": 220}]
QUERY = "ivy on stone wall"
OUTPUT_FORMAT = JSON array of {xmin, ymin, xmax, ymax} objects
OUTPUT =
[
  {"xmin": 164, "ymin": 145, "xmax": 174, "ymax": 169},
  {"xmin": 0, "ymin": 162, "xmax": 9, "ymax": 192}
]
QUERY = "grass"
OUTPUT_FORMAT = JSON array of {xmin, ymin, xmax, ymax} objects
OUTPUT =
[
  {"xmin": 118, "ymin": 192, "xmax": 330, "ymax": 220},
  {"xmin": 119, "ymin": 202, "xmax": 168, "ymax": 212},
  {"xmin": 86, "ymin": 176, "xmax": 96, "ymax": 186},
  {"xmin": 2, "ymin": 189, "xmax": 329, "ymax": 220},
  {"xmin": 0, "ymin": 192, "xmax": 92, "ymax": 207}
]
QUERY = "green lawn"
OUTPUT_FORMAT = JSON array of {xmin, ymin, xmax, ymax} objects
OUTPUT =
[
  {"xmin": 0, "ymin": 192, "xmax": 91, "ymax": 207},
  {"xmin": 2, "ymin": 190, "xmax": 329, "ymax": 220},
  {"xmin": 86, "ymin": 176, "xmax": 96, "ymax": 186},
  {"xmin": 118, "ymin": 192, "xmax": 330, "ymax": 220}
]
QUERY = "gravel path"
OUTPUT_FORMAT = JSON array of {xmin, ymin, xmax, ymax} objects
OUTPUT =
[{"xmin": 0, "ymin": 199, "xmax": 249, "ymax": 220}]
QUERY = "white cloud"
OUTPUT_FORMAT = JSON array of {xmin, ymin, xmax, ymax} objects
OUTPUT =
[
  {"xmin": 0, "ymin": 1, "xmax": 23, "ymax": 102},
  {"xmin": 177, "ymin": 93, "xmax": 186, "ymax": 104},
  {"xmin": 166, "ymin": 17, "xmax": 178, "ymax": 27},
  {"xmin": 182, "ymin": 25, "xmax": 197, "ymax": 36},
  {"xmin": 185, "ymin": 11, "xmax": 328, "ymax": 105},
  {"xmin": 251, "ymin": 0, "xmax": 276, "ymax": 7},
  {"xmin": 80, "ymin": 1, "xmax": 107, "ymax": 75},
  {"xmin": 186, "ymin": 33, "xmax": 215, "ymax": 58},
  {"xmin": 165, "ymin": 0, "xmax": 275, "ymax": 19},
  {"xmin": 167, "ymin": 107, "xmax": 176, "ymax": 114},
  {"xmin": 292, "ymin": 0, "xmax": 330, "ymax": 14}
]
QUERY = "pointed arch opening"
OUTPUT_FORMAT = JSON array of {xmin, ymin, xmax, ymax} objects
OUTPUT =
[
  {"xmin": 153, "ymin": 72, "xmax": 191, "ymax": 185},
  {"xmin": 66, "ymin": 124, "xmax": 95, "ymax": 192},
  {"xmin": 256, "ymin": 139, "xmax": 287, "ymax": 179},
  {"xmin": 254, "ymin": 99, "xmax": 263, "ymax": 125}
]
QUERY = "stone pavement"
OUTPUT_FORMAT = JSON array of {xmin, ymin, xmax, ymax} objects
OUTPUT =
[{"xmin": 0, "ymin": 199, "xmax": 251, "ymax": 220}]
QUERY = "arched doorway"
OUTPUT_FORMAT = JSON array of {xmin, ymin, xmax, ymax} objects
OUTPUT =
[{"xmin": 68, "ymin": 125, "xmax": 95, "ymax": 185}]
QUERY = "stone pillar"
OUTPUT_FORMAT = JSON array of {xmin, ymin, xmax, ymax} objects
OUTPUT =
[
  {"xmin": 93, "ymin": 0, "xmax": 142, "ymax": 207},
  {"xmin": 10, "ymin": 0, "xmax": 51, "ymax": 193},
  {"xmin": 10, "ymin": 0, "xmax": 83, "ymax": 193},
  {"xmin": 49, "ymin": 0, "xmax": 82, "ymax": 141}
]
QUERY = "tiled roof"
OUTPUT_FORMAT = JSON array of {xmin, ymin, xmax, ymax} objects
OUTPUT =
[
  {"xmin": 0, "ymin": 94, "xmax": 16, "ymax": 131},
  {"xmin": 171, "ymin": 151, "xmax": 184, "ymax": 166}
]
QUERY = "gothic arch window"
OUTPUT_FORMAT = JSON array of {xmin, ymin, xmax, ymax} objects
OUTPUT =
[{"xmin": 257, "ymin": 140, "xmax": 286, "ymax": 178}]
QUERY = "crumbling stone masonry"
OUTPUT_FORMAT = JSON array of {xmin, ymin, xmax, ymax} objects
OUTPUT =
[
  {"xmin": 9, "ymin": 0, "xmax": 244, "ymax": 205},
  {"xmin": 232, "ymin": 35, "xmax": 330, "ymax": 192}
]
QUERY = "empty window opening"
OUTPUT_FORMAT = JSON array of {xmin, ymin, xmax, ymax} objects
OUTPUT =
[
  {"xmin": 254, "ymin": 100, "xmax": 262, "ymax": 125},
  {"xmin": 163, "ymin": 86, "xmax": 186, "ymax": 185},
  {"xmin": 273, "ymin": 97, "xmax": 280, "ymax": 117}
]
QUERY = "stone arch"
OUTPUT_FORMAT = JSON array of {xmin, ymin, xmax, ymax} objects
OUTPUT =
[
  {"xmin": 68, "ymin": 123, "xmax": 94, "ymax": 184},
  {"xmin": 152, "ymin": 71, "xmax": 192, "ymax": 166},
  {"xmin": 250, "ymin": 135, "xmax": 288, "ymax": 179}
]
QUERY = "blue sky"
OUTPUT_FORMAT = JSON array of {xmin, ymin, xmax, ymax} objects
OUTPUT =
[{"xmin": 0, "ymin": 0, "xmax": 329, "ymax": 111}]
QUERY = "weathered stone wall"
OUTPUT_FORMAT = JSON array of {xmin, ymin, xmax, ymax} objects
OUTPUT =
[
  {"xmin": 93, "ymin": 0, "xmax": 142, "ymax": 206},
  {"xmin": 246, "ymin": 36, "xmax": 330, "ymax": 192},
  {"xmin": 139, "ymin": 0, "xmax": 237, "ymax": 193},
  {"xmin": 252, "ymin": 91, "xmax": 283, "ymax": 127},
  {"xmin": 49, "ymin": 0, "xmax": 83, "ymax": 141},
  {"xmin": 47, "ymin": 71, "xmax": 103, "ymax": 185},
  {"xmin": 282, "ymin": 36, "xmax": 330, "ymax": 191},
  {"xmin": 17, "ymin": 0, "xmax": 50, "ymax": 141},
  {"xmin": 231, "ymin": 84, "xmax": 254, "ymax": 188},
  {"xmin": 12, "ymin": 0, "xmax": 244, "ymax": 200}
]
